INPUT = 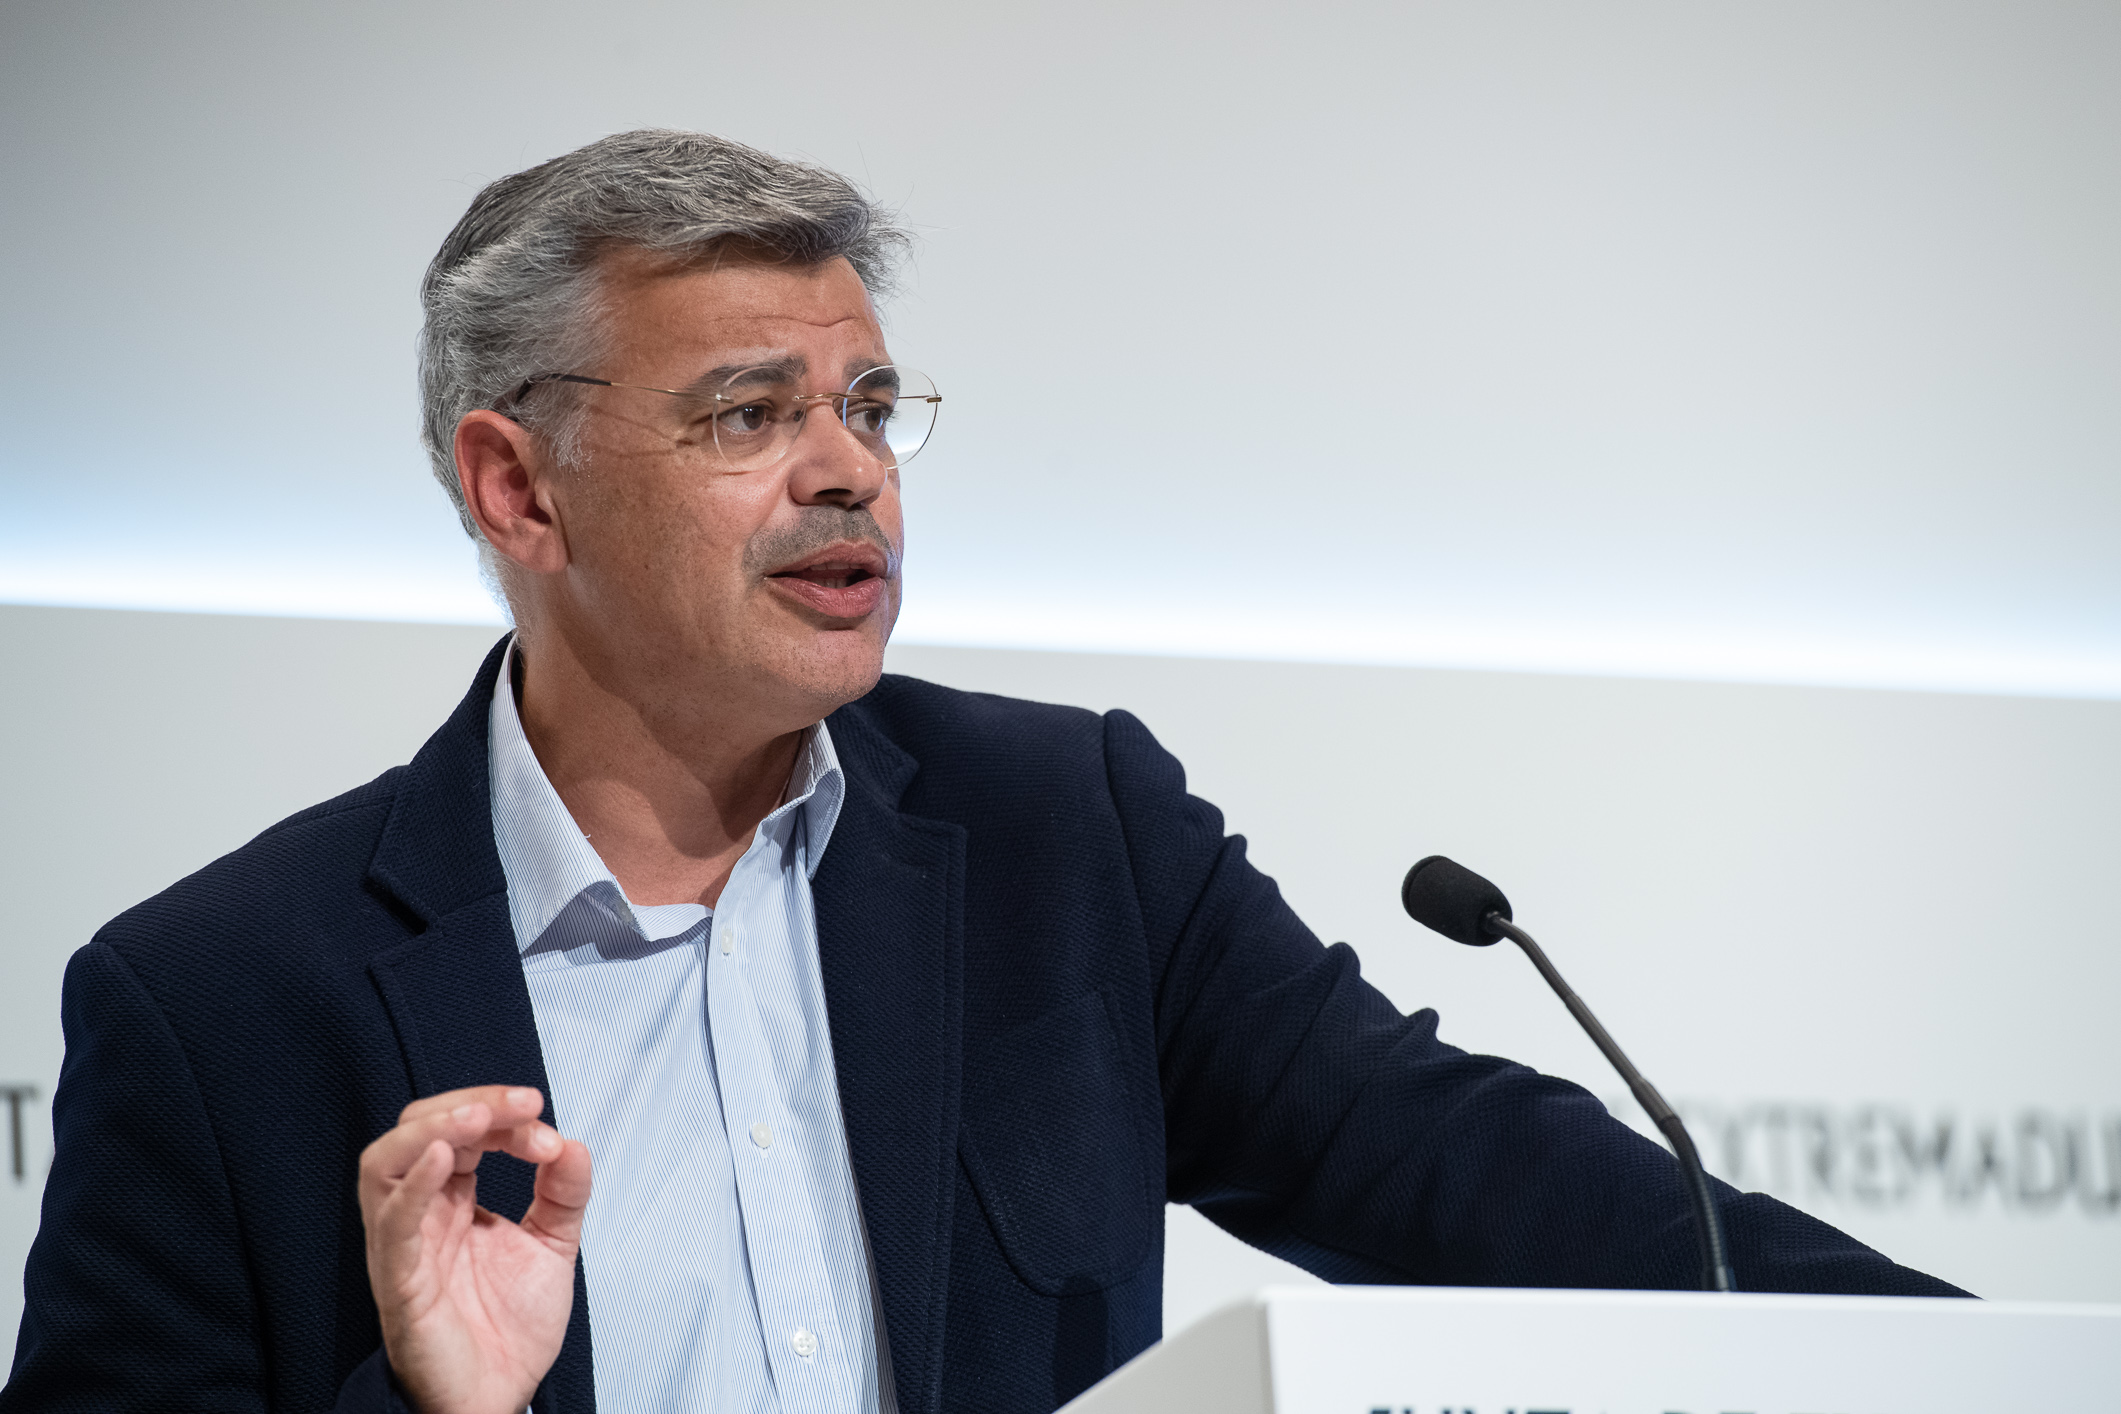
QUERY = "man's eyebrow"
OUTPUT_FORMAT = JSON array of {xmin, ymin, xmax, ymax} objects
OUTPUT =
[
  {"xmin": 842, "ymin": 356, "xmax": 897, "ymax": 389},
  {"xmin": 676, "ymin": 354, "xmax": 807, "ymax": 396}
]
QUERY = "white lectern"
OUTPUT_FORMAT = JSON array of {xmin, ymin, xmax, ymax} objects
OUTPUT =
[{"xmin": 1059, "ymin": 1286, "xmax": 2121, "ymax": 1412}]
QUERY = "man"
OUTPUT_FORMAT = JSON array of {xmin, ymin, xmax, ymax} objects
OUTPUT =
[{"xmin": 4, "ymin": 130, "xmax": 1960, "ymax": 1414}]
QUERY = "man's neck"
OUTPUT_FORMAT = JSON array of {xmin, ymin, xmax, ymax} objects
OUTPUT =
[{"xmin": 511, "ymin": 632, "xmax": 808, "ymax": 910}]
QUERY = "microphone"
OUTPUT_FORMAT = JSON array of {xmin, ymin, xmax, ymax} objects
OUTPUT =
[{"xmin": 1400, "ymin": 855, "xmax": 1737, "ymax": 1293}]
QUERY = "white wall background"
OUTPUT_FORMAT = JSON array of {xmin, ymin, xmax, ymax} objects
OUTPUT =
[
  {"xmin": 4, "ymin": 606, "xmax": 2117, "ymax": 1355},
  {"xmin": 3, "ymin": 1, "xmax": 2119, "ymax": 694}
]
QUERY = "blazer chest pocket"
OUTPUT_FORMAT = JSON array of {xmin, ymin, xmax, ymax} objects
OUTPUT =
[{"xmin": 958, "ymin": 991, "xmax": 1157, "ymax": 1295}]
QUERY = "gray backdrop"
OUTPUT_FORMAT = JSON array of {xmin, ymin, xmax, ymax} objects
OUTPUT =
[
  {"xmin": 4, "ymin": 604, "xmax": 2116, "ymax": 1351},
  {"xmin": 4, "ymin": 1, "xmax": 2119, "ymax": 695}
]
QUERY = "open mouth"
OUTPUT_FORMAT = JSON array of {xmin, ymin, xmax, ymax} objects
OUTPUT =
[
  {"xmin": 771, "ymin": 564, "xmax": 877, "ymax": 590},
  {"xmin": 765, "ymin": 544, "xmax": 892, "ymax": 619}
]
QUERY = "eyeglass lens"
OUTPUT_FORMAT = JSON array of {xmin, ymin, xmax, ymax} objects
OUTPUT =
[{"xmin": 708, "ymin": 364, "xmax": 939, "ymax": 472}]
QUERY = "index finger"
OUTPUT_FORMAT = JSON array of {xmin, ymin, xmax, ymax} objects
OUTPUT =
[{"xmin": 397, "ymin": 1084, "xmax": 544, "ymax": 1128}]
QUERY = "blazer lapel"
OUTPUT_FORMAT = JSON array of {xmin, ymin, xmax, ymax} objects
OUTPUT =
[
  {"xmin": 814, "ymin": 705, "xmax": 967, "ymax": 1414},
  {"xmin": 363, "ymin": 634, "xmax": 597, "ymax": 1414}
]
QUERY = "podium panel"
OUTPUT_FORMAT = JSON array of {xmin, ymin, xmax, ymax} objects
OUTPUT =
[{"xmin": 1060, "ymin": 1285, "xmax": 2121, "ymax": 1413}]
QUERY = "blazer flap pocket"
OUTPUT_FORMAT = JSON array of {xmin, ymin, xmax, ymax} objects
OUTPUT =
[{"xmin": 959, "ymin": 991, "xmax": 1157, "ymax": 1295}]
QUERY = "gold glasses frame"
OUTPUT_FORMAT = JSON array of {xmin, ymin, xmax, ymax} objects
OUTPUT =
[{"xmin": 500, "ymin": 364, "xmax": 943, "ymax": 470}]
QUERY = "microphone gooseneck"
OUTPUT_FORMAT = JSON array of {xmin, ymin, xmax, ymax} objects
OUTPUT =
[{"xmin": 1399, "ymin": 856, "xmax": 1737, "ymax": 1293}]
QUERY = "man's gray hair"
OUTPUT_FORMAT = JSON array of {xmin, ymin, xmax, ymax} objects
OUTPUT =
[{"xmin": 418, "ymin": 129, "xmax": 911, "ymax": 538}]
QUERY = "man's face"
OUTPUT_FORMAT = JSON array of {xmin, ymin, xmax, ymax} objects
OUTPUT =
[{"xmin": 534, "ymin": 249, "xmax": 904, "ymax": 730}]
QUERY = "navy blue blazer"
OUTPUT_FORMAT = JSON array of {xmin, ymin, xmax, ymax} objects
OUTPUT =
[{"xmin": 5, "ymin": 638, "xmax": 1960, "ymax": 1413}]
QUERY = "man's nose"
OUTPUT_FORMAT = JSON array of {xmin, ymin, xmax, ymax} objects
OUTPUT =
[{"xmin": 785, "ymin": 405, "xmax": 892, "ymax": 509}]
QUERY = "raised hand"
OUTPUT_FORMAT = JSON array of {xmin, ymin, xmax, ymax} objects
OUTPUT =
[{"xmin": 357, "ymin": 1086, "xmax": 593, "ymax": 1414}]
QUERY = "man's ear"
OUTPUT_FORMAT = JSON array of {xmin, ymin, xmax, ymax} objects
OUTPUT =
[{"xmin": 456, "ymin": 411, "xmax": 569, "ymax": 576}]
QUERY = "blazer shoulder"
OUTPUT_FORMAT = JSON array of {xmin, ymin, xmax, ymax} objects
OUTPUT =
[
  {"xmin": 91, "ymin": 766, "xmax": 409, "ymax": 973},
  {"xmin": 844, "ymin": 672, "xmax": 1110, "ymax": 776},
  {"xmin": 253, "ymin": 764, "xmax": 406, "ymax": 840}
]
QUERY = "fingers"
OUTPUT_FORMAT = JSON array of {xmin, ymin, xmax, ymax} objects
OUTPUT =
[
  {"xmin": 371, "ymin": 1136, "xmax": 456, "ymax": 1257},
  {"xmin": 522, "ymin": 1139, "xmax": 594, "ymax": 1251},
  {"xmin": 455, "ymin": 1106, "xmax": 566, "ymax": 1170},
  {"xmin": 397, "ymin": 1084, "xmax": 545, "ymax": 1129},
  {"xmin": 362, "ymin": 1136, "xmax": 460, "ymax": 1323},
  {"xmin": 362, "ymin": 1104, "xmax": 485, "ymax": 1183},
  {"xmin": 363, "ymin": 1088, "xmax": 556, "ymax": 1186},
  {"xmin": 358, "ymin": 1083, "xmax": 571, "ymax": 1224},
  {"xmin": 410, "ymin": 1085, "xmax": 558, "ymax": 1169}
]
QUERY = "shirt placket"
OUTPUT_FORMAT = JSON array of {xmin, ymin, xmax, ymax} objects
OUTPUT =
[{"xmin": 706, "ymin": 812, "xmax": 857, "ymax": 1414}]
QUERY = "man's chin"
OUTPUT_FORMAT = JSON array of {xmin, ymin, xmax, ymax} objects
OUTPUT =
[{"xmin": 775, "ymin": 606, "xmax": 895, "ymax": 710}]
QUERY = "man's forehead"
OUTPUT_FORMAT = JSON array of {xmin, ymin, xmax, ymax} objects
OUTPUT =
[
  {"xmin": 598, "ymin": 248, "xmax": 885, "ymax": 369},
  {"xmin": 603, "ymin": 248, "xmax": 875, "ymax": 324}
]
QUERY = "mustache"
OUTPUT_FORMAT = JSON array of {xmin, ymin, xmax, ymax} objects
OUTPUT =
[{"xmin": 742, "ymin": 505, "xmax": 901, "ymax": 578}]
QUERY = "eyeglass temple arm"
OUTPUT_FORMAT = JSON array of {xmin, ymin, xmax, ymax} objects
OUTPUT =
[{"xmin": 504, "ymin": 372, "xmax": 620, "ymax": 406}]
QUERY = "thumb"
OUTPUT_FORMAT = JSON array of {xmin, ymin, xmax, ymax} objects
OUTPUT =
[{"xmin": 522, "ymin": 1138, "xmax": 592, "ymax": 1251}]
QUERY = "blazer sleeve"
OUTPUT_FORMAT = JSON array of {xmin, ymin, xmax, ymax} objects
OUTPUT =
[
  {"xmin": 1, "ymin": 941, "xmax": 410, "ymax": 1413},
  {"xmin": 1099, "ymin": 708, "xmax": 1967, "ymax": 1297}
]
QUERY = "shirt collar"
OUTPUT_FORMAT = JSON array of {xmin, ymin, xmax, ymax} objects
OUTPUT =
[{"xmin": 486, "ymin": 637, "xmax": 846, "ymax": 955}]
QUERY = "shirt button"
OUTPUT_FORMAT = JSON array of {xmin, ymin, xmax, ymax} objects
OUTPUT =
[
  {"xmin": 719, "ymin": 930, "xmax": 734, "ymax": 956},
  {"xmin": 790, "ymin": 1328, "xmax": 818, "ymax": 1358},
  {"xmin": 750, "ymin": 1121, "xmax": 774, "ymax": 1150}
]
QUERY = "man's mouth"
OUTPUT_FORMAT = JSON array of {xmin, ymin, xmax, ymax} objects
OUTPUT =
[
  {"xmin": 780, "ymin": 566, "xmax": 873, "ymax": 589},
  {"xmin": 765, "ymin": 544, "xmax": 892, "ymax": 619}
]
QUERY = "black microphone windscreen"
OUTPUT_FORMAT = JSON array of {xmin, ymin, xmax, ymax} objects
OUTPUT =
[{"xmin": 1401, "ymin": 855, "xmax": 1512, "ymax": 946}]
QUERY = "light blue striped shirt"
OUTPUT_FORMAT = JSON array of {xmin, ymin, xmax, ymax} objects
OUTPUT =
[{"xmin": 487, "ymin": 642, "xmax": 892, "ymax": 1414}]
